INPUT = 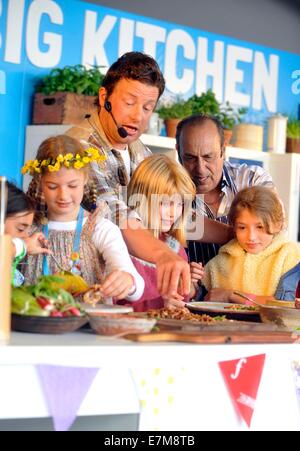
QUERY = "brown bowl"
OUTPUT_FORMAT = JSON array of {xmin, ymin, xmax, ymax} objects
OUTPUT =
[
  {"xmin": 88, "ymin": 313, "xmax": 156, "ymax": 336},
  {"xmin": 11, "ymin": 314, "xmax": 88, "ymax": 334},
  {"xmin": 259, "ymin": 305, "xmax": 300, "ymax": 330}
]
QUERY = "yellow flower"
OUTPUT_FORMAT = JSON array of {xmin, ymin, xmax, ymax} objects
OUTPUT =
[
  {"xmin": 64, "ymin": 153, "xmax": 73, "ymax": 161},
  {"xmin": 64, "ymin": 161, "xmax": 71, "ymax": 168},
  {"xmin": 82, "ymin": 157, "xmax": 90, "ymax": 164},
  {"xmin": 56, "ymin": 155, "xmax": 64, "ymax": 163},
  {"xmin": 74, "ymin": 161, "xmax": 84, "ymax": 169},
  {"xmin": 48, "ymin": 165, "xmax": 56, "ymax": 172},
  {"xmin": 41, "ymin": 160, "xmax": 48, "ymax": 166}
]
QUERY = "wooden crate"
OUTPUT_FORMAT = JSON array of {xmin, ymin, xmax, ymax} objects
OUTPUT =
[{"xmin": 32, "ymin": 92, "xmax": 98, "ymax": 125}]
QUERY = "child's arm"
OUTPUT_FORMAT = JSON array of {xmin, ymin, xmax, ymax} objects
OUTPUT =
[{"xmin": 92, "ymin": 217, "xmax": 145, "ymax": 301}]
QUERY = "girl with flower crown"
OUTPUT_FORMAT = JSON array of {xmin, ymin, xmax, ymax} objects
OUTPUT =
[{"xmin": 23, "ymin": 135, "xmax": 144, "ymax": 302}]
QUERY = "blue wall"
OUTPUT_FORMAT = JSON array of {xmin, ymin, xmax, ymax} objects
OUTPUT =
[{"xmin": 1, "ymin": 0, "xmax": 300, "ymax": 185}]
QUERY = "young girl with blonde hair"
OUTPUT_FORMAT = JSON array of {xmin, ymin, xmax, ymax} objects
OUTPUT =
[
  {"xmin": 23, "ymin": 135, "xmax": 144, "ymax": 302},
  {"xmin": 203, "ymin": 186, "xmax": 300, "ymax": 304},
  {"xmin": 124, "ymin": 154, "xmax": 204, "ymax": 311}
]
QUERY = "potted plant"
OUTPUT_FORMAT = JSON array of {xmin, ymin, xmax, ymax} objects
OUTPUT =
[
  {"xmin": 32, "ymin": 64, "xmax": 105, "ymax": 125},
  {"xmin": 156, "ymin": 95, "xmax": 192, "ymax": 137},
  {"xmin": 186, "ymin": 89, "xmax": 220, "ymax": 116},
  {"xmin": 218, "ymin": 102, "xmax": 247, "ymax": 144},
  {"xmin": 186, "ymin": 90, "xmax": 247, "ymax": 144},
  {"xmin": 286, "ymin": 119, "xmax": 300, "ymax": 153}
]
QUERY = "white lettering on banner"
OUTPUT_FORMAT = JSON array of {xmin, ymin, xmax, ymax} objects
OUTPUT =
[
  {"xmin": 165, "ymin": 29, "xmax": 195, "ymax": 93},
  {"xmin": 196, "ymin": 37, "xmax": 224, "ymax": 102},
  {"xmin": 291, "ymin": 70, "xmax": 300, "ymax": 95},
  {"xmin": 230, "ymin": 358, "xmax": 247, "ymax": 380},
  {"xmin": 4, "ymin": 0, "xmax": 25, "ymax": 64},
  {"xmin": 82, "ymin": 11, "xmax": 116, "ymax": 68},
  {"xmin": 26, "ymin": 0, "xmax": 63, "ymax": 68},
  {"xmin": 253, "ymin": 52, "xmax": 278, "ymax": 112},
  {"xmin": 225, "ymin": 45, "xmax": 252, "ymax": 106},
  {"xmin": 118, "ymin": 18, "xmax": 134, "ymax": 57},
  {"xmin": 0, "ymin": 70, "xmax": 6, "ymax": 94},
  {"xmin": 136, "ymin": 21, "xmax": 166, "ymax": 58}
]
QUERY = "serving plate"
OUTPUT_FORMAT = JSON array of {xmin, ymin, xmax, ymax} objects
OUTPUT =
[
  {"xmin": 11, "ymin": 314, "xmax": 88, "ymax": 334},
  {"xmin": 187, "ymin": 302, "xmax": 260, "ymax": 321}
]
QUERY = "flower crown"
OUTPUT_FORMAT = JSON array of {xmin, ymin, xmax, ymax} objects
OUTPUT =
[{"xmin": 21, "ymin": 147, "xmax": 106, "ymax": 175}]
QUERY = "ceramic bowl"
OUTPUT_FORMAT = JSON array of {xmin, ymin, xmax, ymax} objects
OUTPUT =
[
  {"xmin": 11, "ymin": 313, "xmax": 88, "ymax": 334},
  {"xmin": 259, "ymin": 305, "xmax": 300, "ymax": 330},
  {"xmin": 88, "ymin": 313, "xmax": 156, "ymax": 336}
]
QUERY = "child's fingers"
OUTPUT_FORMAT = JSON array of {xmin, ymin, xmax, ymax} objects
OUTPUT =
[
  {"xmin": 101, "ymin": 271, "xmax": 134, "ymax": 297},
  {"xmin": 190, "ymin": 261, "xmax": 203, "ymax": 269}
]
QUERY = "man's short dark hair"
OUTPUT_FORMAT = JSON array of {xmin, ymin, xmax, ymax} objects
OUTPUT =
[
  {"xmin": 176, "ymin": 114, "xmax": 225, "ymax": 158},
  {"xmin": 102, "ymin": 52, "xmax": 165, "ymax": 99}
]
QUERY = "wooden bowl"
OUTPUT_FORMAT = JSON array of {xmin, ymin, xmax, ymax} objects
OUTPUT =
[{"xmin": 11, "ymin": 314, "xmax": 88, "ymax": 334}]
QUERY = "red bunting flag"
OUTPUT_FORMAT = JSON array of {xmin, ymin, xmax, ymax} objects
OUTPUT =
[{"xmin": 218, "ymin": 354, "xmax": 266, "ymax": 427}]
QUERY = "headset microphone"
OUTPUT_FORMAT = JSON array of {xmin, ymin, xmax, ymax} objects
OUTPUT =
[{"xmin": 104, "ymin": 100, "xmax": 128, "ymax": 138}]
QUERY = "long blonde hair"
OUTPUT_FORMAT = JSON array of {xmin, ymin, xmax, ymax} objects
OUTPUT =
[{"xmin": 127, "ymin": 154, "xmax": 196, "ymax": 245}]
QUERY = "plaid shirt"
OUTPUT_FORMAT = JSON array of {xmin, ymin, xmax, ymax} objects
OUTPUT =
[
  {"xmin": 66, "ymin": 111, "xmax": 151, "ymax": 224},
  {"xmin": 187, "ymin": 160, "xmax": 275, "ymax": 266}
]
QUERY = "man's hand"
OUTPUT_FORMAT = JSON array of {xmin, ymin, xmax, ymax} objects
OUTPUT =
[
  {"xmin": 156, "ymin": 250, "xmax": 191, "ymax": 299},
  {"xmin": 121, "ymin": 220, "xmax": 191, "ymax": 299},
  {"xmin": 163, "ymin": 293, "xmax": 186, "ymax": 309}
]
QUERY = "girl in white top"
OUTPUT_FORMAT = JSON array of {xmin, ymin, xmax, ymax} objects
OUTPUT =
[{"xmin": 23, "ymin": 135, "xmax": 144, "ymax": 301}]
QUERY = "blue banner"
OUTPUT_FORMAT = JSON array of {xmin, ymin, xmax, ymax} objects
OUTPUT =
[{"xmin": 1, "ymin": 0, "xmax": 300, "ymax": 184}]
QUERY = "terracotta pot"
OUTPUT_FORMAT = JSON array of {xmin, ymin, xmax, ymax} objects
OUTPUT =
[
  {"xmin": 164, "ymin": 118, "xmax": 182, "ymax": 138},
  {"xmin": 223, "ymin": 128, "xmax": 233, "ymax": 146},
  {"xmin": 286, "ymin": 137, "xmax": 300, "ymax": 153}
]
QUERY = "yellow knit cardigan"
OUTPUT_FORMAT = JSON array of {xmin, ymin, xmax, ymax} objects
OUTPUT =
[{"xmin": 203, "ymin": 232, "xmax": 300, "ymax": 296}]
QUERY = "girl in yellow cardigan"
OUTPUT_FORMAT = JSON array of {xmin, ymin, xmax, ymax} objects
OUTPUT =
[{"xmin": 202, "ymin": 186, "xmax": 300, "ymax": 304}]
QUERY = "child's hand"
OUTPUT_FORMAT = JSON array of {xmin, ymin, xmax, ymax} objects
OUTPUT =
[
  {"xmin": 163, "ymin": 293, "xmax": 186, "ymax": 309},
  {"xmin": 24, "ymin": 232, "xmax": 52, "ymax": 255},
  {"xmin": 100, "ymin": 270, "xmax": 136, "ymax": 300},
  {"xmin": 190, "ymin": 261, "xmax": 205, "ymax": 284},
  {"xmin": 204, "ymin": 288, "xmax": 233, "ymax": 302}
]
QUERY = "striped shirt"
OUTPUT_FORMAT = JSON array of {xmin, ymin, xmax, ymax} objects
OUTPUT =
[{"xmin": 187, "ymin": 160, "xmax": 275, "ymax": 266}]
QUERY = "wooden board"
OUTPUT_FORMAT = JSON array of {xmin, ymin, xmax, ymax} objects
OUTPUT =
[
  {"xmin": 124, "ymin": 330, "xmax": 298, "ymax": 344},
  {"xmin": 155, "ymin": 318, "xmax": 276, "ymax": 332}
]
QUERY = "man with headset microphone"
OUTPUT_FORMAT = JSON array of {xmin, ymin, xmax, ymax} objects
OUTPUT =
[{"xmin": 66, "ymin": 52, "xmax": 231, "ymax": 306}]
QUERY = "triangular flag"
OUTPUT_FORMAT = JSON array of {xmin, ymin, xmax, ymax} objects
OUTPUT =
[
  {"xmin": 36, "ymin": 364, "xmax": 99, "ymax": 431},
  {"xmin": 218, "ymin": 354, "xmax": 265, "ymax": 427}
]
